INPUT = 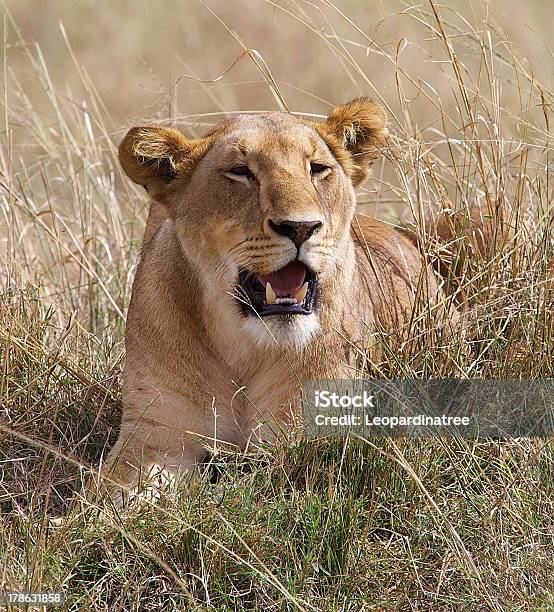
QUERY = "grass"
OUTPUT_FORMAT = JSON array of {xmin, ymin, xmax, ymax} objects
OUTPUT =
[{"xmin": 1, "ymin": 0, "xmax": 553, "ymax": 610}]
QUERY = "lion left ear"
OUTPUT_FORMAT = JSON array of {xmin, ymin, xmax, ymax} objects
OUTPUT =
[
  {"xmin": 318, "ymin": 98, "xmax": 388, "ymax": 186},
  {"xmin": 119, "ymin": 126, "xmax": 208, "ymax": 205}
]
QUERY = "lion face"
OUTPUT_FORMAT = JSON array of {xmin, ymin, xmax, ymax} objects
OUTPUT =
[{"xmin": 119, "ymin": 99, "xmax": 387, "ymax": 349}]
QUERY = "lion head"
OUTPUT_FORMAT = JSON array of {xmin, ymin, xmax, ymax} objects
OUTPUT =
[{"xmin": 119, "ymin": 99, "xmax": 388, "ymax": 349}]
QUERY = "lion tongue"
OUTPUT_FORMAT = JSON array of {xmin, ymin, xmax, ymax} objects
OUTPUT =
[{"xmin": 258, "ymin": 261, "xmax": 306, "ymax": 298}]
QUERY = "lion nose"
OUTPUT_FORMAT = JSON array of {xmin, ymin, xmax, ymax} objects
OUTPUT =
[{"xmin": 268, "ymin": 219, "xmax": 322, "ymax": 248}]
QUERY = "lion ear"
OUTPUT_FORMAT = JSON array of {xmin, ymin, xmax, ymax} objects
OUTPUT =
[
  {"xmin": 320, "ymin": 98, "xmax": 388, "ymax": 186},
  {"xmin": 118, "ymin": 125, "xmax": 196, "ymax": 195}
]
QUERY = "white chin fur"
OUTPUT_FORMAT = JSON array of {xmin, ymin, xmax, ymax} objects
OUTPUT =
[{"xmin": 242, "ymin": 313, "xmax": 320, "ymax": 350}]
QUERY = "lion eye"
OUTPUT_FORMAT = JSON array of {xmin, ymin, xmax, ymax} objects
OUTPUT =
[
  {"xmin": 226, "ymin": 165, "xmax": 254, "ymax": 179},
  {"xmin": 310, "ymin": 162, "xmax": 331, "ymax": 177}
]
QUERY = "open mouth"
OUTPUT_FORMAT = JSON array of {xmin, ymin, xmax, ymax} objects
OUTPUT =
[{"xmin": 237, "ymin": 260, "xmax": 318, "ymax": 317}]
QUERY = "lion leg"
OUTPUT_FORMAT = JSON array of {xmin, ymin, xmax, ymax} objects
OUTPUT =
[{"xmin": 93, "ymin": 418, "xmax": 207, "ymax": 508}]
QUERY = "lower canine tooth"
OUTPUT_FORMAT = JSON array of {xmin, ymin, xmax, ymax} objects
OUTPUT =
[
  {"xmin": 266, "ymin": 282, "xmax": 277, "ymax": 305},
  {"xmin": 296, "ymin": 282, "xmax": 308, "ymax": 302}
]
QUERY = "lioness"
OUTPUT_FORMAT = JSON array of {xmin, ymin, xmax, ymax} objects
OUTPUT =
[{"xmin": 105, "ymin": 98, "xmax": 449, "ymax": 496}]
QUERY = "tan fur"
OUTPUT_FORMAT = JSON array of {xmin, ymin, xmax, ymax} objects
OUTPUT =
[{"xmin": 104, "ymin": 99, "xmax": 451, "ymax": 498}]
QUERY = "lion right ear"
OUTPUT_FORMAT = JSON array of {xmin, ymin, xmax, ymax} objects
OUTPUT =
[
  {"xmin": 118, "ymin": 126, "xmax": 196, "ymax": 194},
  {"xmin": 318, "ymin": 98, "xmax": 388, "ymax": 186}
]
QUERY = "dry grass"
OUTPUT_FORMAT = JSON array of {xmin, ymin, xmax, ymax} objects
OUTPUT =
[{"xmin": 0, "ymin": 1, "xmax": 553, "ymax": 610}]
